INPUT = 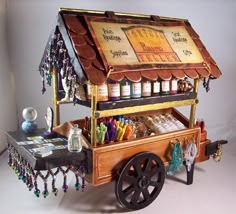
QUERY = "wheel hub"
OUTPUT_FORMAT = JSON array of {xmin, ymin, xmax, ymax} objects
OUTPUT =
[{"xmin": 138, "ymin": 175, "xmax": 150, "ymax": 189}]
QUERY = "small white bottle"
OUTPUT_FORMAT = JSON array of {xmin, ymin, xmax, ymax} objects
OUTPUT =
[{"xmin": 68, "ymin": 124, "xmax": 82, "ymax": 152}]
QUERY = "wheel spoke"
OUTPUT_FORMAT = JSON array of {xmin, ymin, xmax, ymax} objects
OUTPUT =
[
  {"xmin": 123, "ymin": 185, "xmax": 135, "ymax": 197},
  {"xmin": 142, "ymin": 188, "xmax": 151, "ymax": 201},
  {"xmin": 144, "ymin": 158, "xmax": 152, "ymax": 173},
  {"xmin": 131, "ymin": 190, "xmax": 141, "ymax": 204},
  {"xmin": 150, "ymin": 166, "xmax": 158, "ymax": 177},
  {"xmin": 116, "ymin": 153, "xmax": 165, "ymax": 210},
  {"xmin": 133, "ymin": 162, "xmax": 142, "ymax": 176},
  {"xmin": 150, "ymin": 165, "xmax": 162, "ymax": 177}
]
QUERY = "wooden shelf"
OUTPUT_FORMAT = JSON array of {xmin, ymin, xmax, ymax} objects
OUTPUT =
[
  {"xmin": 96, "ymin": 92, "xmax": 196, "ymax": 110},
  {"xmin": 74, "ymin": 92, "xmax": 197, "ymax": 118},
  {"xmin": 95, "ymin": 98, "xmax": 196, "ymax": 118}
]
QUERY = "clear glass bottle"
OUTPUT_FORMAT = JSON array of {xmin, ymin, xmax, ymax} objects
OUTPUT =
[
  {"xmin": 141, "ymin": 79, "xmax": 152, "ymax": 97},
  {"xmin": 152, "ymin": 80, "xmax": 160, "ymax": 96},
  {"xmin": 161, "ymin": 80, "xmax": 170, "ymax": 95},
  {"xmin": 170, "ymin": 79, "xmax": 178, "ymax": 95},
  {"xmin": 68, "ymin": 124, "xmax": 83, "ymax": 152}
]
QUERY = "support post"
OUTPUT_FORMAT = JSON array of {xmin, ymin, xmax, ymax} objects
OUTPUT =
[
  {"xmin": 91, "ymin": 84, "xmax": 98, "ymax": 147},
  {"xmin": 52, "ymin": 67, "xmax": 60, "ymax": 126},
  {"xmin": 189, "ymin": 79, "xmax": 200, "ymax": 128}
]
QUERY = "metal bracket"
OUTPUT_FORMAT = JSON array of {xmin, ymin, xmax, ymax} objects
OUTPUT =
[{"xmin": 205, "ymin": 140, "xmax": 228, "ymax": 161}]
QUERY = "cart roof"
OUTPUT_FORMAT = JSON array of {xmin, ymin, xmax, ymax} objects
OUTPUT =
[{"xmin": 39, "ymin": 8, "xmax": 221, "ymax": 85}]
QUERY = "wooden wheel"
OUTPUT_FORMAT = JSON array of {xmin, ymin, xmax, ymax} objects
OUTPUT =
[{"xmin": 115, "ymin": 152, "xmax": 165, "ymax": 210}]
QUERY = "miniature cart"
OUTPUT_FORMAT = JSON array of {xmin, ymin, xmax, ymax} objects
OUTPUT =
[{"xmin": 7, "ymin": 8, "xmax": 227, "ymax": 211}]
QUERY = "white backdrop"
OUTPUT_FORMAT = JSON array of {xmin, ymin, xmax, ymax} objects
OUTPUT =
[
  {"xmin": 5, "ymin": 0, "xmax": 236, "ymax": 143},
  {"xmin": 0, "ymin": 0, "xmax": 16, "ymax": 152}
]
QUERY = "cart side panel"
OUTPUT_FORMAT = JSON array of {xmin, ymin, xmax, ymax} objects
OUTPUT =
[
  {"xmin": 91, "ymin": 127, "xmax": 200, "ymax": 186},
  {"xmin": 196, "ymin": 139, "xmax": 210, "ymax": 162}
]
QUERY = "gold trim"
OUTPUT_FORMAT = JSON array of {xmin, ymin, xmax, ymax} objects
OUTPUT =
[
  {"xmin": 189, "ymin": 79, "xmax": 200, "ymax": 128},
  {"xmin": 59, "ymin": 8, "xmax": 188, "ymax": 22},
  {"xmin": 95, "ymin": 99, "xmax": 196, "ymax": 118},
  {"xmin": 56, "ymin": 100, "xmax": 73, "ymax": 105},
  {"xmin": 52, "ymin": 67, "xmax": 60, "ymax": 126},
  {"xmin": 91, "ymin": 85, "xmax": 98, "ymax": 147},
  {"xmin": 60, "ymin": 8, "xmax": 105, "ymax": 15}
]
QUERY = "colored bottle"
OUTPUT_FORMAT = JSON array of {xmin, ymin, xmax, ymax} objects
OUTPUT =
[
  {"xmin": 97, "ymin": 83, "xmax": 109, "ymax": 101},
  {"xmin": 107, "ymin": 79, "xmax": 120, "ymax": 101},
  {"xmin": 161, "ymin": 80, "xmax": 170, "ymax": 95},
  {"xmin": 141, "ymin": 79, "xmax": 151, "ymax": 97},
  {"xmin": 170, "ymin": 79, "xmax": 178, "ymax": 95},
  {"xmin": 86, "ymin": 81, "xmax": 108, "ymax": 101},
  {"xmin": 152, "ymin": 80, "xmax": 160, "ymax": 96},
  {"xmin": 131, "ymin": 81, "xmax": 141, "ymax": 98},
  {"xmin": 120, "ymin": 78, "xmax": 131, "ymax": 99}
]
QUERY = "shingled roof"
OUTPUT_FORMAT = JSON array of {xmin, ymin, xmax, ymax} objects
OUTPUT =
[{"xmin": 39, "ymin": 8, "xmax": 221, "ymax": 86}]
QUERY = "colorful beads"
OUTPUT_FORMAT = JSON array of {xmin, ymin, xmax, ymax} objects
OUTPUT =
[
  {"xmin": 43, "ymin": 190, "xmax": 49, "ymax": 198},
  {"xmin": 75, "ymin": 183, "xmax": 81, "ymax": 191},
  {"xmin": 8, "ymin": 144, "xmax": 87, "ymax": 198},
  {"xmin": 34, "ymin": 189, "xmax": 40, "ymax": 197},
  {"xmin": 52, "ymin": 188, "xmax": 58, "ymax": 196}
]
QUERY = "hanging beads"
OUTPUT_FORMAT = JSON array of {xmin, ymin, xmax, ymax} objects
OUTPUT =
[
  {"xmin": 8, "ymin": 145, "xmax": 87, "ymax": 198},
  {"xmin": 26, "ymin": 166, "xmax": 34, "ymax": 191},
  {"xmin": 74, "ymin": 170, "xmax": 81, "ymax": 191},
  {"xmin": 80, "ymin": 165, "xmax": 86, "ymax": 192},
  {"xmin": 50, "ymin": 168, "xmax": 59, "ymax": 196},
  {"xmin": 33, "ymin": 172, "xmax": 40, "ymax": 197},
  {"xmin": 167, "ymin": 141, "xmax": 183, "ymax": 175}
]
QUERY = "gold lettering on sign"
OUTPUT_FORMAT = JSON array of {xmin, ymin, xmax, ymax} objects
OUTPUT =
[{"xmin": 123, "ymin": 26, "xmax": 180, "ymax": 63}]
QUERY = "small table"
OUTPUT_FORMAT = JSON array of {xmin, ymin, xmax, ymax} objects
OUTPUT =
[{"xmin": 6, "ymin": 129, "xmax": 91, "ymax": 197}]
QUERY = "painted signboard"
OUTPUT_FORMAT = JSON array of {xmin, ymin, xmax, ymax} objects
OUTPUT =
[{"xmin": 89, "ymin": 21, "xmax": 203, "ymax": 66}]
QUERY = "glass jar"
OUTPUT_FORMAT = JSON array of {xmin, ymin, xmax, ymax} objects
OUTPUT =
[
  {"xmin": 161, "ymin": 80, "xmax": 170, "ymax": 95},
  {"xmin": 170, "ymin": 79, "xmax": 178, "ymax": 95},
  {"xmin": 141, "ymin": 79, "xmax": 152, "ymax": 97},
  {"xmin": 120, "ymin": 78, "xmax": 131, "ymax": 99},
  {"xmin": 131, "ymin": 81, "xmax": 141, "ymax": 98},
  {"xmin": 152, "ymin": 80, "xmax": 160, "ymax": 96},
  {"xmin": 97, "ymin": 83, "xmax": 109, "ymax": 101},
  {"xmin": 68, "ymin": 124, "xmax": 83, "ymax": 153},
  {"xmin": 107, "ymin": 79, "xmax": 120, "ymax": 101},
  {"xmin": 86, "ymin": 81, "xmax": 108, "ymax": 101}
]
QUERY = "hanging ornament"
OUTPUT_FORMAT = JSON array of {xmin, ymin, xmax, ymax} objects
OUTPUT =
[
  {"xmin": 167, "ymin": 141, "xmax": 183, "ymax": 175},
  {"xmin": 184, "ymin": 140, "xmax": 197, "ymax": 172}
]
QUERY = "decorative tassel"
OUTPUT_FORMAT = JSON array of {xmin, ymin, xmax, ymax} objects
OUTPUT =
[
  {"xmin": 167, "ymin": 141, "xmax": 183, "ymax": 175},
  {"xmin": 33, "ymin": 172, "xmax": 40, "ymax": 197},
  {"xmin": 8, "ymin": 146, "xmax": 87, "ymax": 197}
]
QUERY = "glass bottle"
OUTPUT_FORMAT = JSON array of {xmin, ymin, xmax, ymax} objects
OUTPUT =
[
  {"xmin": 97, "ymin": 83, "xmax": 108, "ymax": 101},
  {"xmin": 152, "ymin": 80, "xmax": 160, "ymax": 96},
  {"xmin": 141, "ymin": 79, "xmax": 152, "ymax": 97},
  {"xmin": 68, "ymin": 124, "xmax": 83, "ymax": 152},
  {"xmin": 161, "ymin": 80, "xmax": 170, "ymax": 95},
  {"xmin": 120, "ymin": 78, "xmax": 131, "ymax": 99},
  {"xmin": 107, "ymin": 79, "xmax": 120, "ymax": 101},
  {"xmin": 131, "ymin": 81, "xmax": 141, "ymax": 98},
  {"xmin": 86, "ymin": 81, "xmax": 108, "ymax": 101},
  {"xmin": 170, "ymin": 79, "xmax": 178, "ymax": 95}
]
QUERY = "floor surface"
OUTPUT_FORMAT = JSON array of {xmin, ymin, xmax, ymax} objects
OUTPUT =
[{"xmin": 0, "ymin": 142, "xmax": 235, "ymax": 214}]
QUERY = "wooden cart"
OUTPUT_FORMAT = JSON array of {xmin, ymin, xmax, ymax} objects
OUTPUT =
[{"xmin": 13, "ymin": 8, "xmax": 228, "ymax": 210}]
